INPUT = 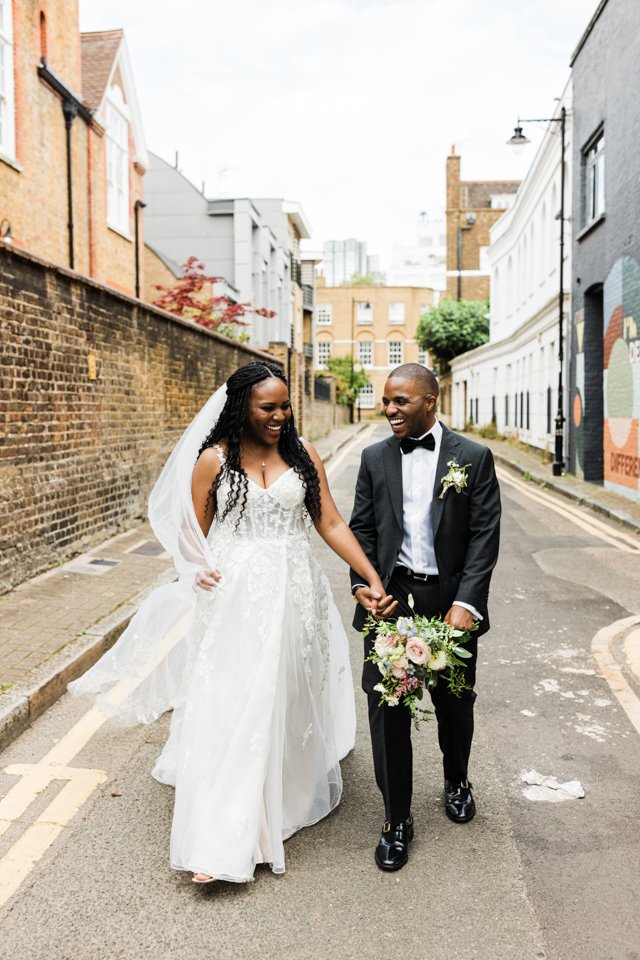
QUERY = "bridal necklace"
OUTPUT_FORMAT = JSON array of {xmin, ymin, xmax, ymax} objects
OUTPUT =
[{"xmin": 242, "ymin": 444, "xmax": 278, "ymax": 476}]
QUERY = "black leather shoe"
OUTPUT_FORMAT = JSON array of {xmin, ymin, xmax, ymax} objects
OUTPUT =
[
  {"xmin": 374, "ymin": 815, "xmax": 414, "ymax": 871},
  {"xmin": 444, "ymin": 780, "xmax": 476, "ymax": 823}
]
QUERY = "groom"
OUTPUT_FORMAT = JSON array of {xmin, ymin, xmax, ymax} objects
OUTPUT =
[{"xmin": 350, "ymin": 363, "xmax": 501, "ymax": 872}]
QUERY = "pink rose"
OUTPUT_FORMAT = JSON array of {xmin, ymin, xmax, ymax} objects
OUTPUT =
[{"xmin": 406, "ymin": 638, "xmax": 431, "ymax": 665}]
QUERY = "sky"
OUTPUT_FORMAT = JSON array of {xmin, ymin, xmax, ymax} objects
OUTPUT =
[{"xmin": 79, "ymin": 0, "xmax": 597, "ymax": 268}]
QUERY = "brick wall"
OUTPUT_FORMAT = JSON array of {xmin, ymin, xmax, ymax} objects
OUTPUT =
[{"xmin": 0, "ymin": 243, "xmax": 275, "ymax": 592}]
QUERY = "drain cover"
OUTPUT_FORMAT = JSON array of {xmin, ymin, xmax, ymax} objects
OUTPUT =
[
  {"xmin": 89, "ymin": 559, "xmax": 120, "ymax": 567},
  {"xmin": 128, "ymin": 540, "xmax": 166, "ymax": 557}
]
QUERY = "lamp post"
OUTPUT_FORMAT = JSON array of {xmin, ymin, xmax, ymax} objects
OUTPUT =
[{"xmin": 507, "ymin": 105, "xmax": 567, "ymax": 476}]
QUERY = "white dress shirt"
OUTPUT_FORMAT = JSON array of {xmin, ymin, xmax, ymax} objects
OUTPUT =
[
  {"xmin": 398, "ymin": 419, "xmax": 481, "ymax": 621},
  {"xmin": 354, "ymin": 419, "xmax": 481, "ymax": 621}
]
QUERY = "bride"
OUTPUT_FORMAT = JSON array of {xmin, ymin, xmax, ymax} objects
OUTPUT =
[{"xmin": 69, "ymin": 360, "xmax": 387, "ymax": 885}]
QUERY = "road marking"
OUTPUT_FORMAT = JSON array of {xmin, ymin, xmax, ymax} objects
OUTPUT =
[
  {"xmin": 0, "ymin": 425, "xmax": 375, "ymax": 907},
  {"xmin": 497, "ymin": 467, "xmax": 640, "ymax": 554},
  {"xmin": 0, "ymin": 610, "xmax": 192, "ymax": 907},
  {"xmin": 324, "ymin": 422, "xmax": 378, "ymax": 479},
  {"xmin": 592, "ymin": 616, "xmax": 640, "ymax": 737}
]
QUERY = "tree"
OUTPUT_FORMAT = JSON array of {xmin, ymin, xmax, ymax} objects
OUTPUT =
[
  {"xmin": 152, "ymin": 256, "xmax": 275, "ymax": 341},
  {"xmin": 416, "ymin": 299, "xmax": 490, "ymax": 372},
  {"xmin": 341, "ymin": 271, "xmax": 385, "ymax": 287},
  {"xmin": 322, "ymin": 355, "xmax": 371, "ymax": 413}
]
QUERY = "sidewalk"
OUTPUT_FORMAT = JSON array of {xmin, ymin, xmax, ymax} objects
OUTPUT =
[
  {"xmin": 0, "ymin": 421, "xmax": 369, "ymax": 752},
  {"xmin": 465, "ymin": 431, "xmax": 640, "ymax": 534}
]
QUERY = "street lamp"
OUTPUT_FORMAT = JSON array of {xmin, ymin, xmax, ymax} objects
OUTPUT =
[
  {"xmin": 352, "ymin": 361, "xmax": 363, "ymax": 422},
  {"xmin": 507, "ymin": 106, "xmax": 567, "ymax": 476}
]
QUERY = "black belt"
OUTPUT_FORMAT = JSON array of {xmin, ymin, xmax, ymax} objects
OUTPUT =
[{"xmin": 394, "ymin": 565, "xmax": 439, "ymax": 583}]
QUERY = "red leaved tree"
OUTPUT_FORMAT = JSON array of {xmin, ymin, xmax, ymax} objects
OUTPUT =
[{"xmin": 153, "ymin": 256, "xmax": 275, "ymax": 340}]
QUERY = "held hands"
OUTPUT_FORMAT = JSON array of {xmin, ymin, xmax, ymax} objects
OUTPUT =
[
  {"xmin": 355, "ymin": 582, "xmax": 398, "ymax": 619},
  {"xmin": 444, "ymin": 604, "xmax": 475, "ymax": 633},
  {"xmin": 193, "ymin": 567, "xmax": 223, "ymax": 593}
]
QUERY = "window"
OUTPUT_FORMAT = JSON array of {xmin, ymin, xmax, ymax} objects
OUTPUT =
[
  {"xmin": 316, "ymin": 303, "xmax": 332, "ymax": 325},
  {"xmin": 357, "ymin": 384, "xmax": 375, "ymax": 409},
  {"xmin": 0, "ymin": 0, "xmax": 15, "ymax": 159},
  {"xmin": 106, "ymin": 96, "xmax": 130, "ymax": 234},
  {"xmin": 585, "ymin": 131, "xmax": 605, "ymax": 225},
  {"xmin": 358, "ymin": 340, "xmax": 373, "ymax": 368},
  {"xmin": 388, "ymin": 302, "xmax": 405, "ymax": 324},
  {"xmin": 316, "ymin": 341, "xmax": 331, "ymax": 369},
  {"xmin": 356, "ymin": 301, "xmax": 373, "ymax": 325},
  {"xmin": 388, "ymin": 340, "xmax": 403, "ymax": 367},
  {"xmin": 418, "ymin": 349, "xmax": 429, "ymax": 367}
]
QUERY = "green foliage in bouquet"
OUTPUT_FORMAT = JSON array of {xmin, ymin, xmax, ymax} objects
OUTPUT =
[{"xmin": 363, "ymin": 594, "xmax": 476, "ymax": 727}]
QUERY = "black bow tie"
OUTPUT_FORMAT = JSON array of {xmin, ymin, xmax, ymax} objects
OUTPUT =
[{"xmin": 400, "ymin": 434, "xmax": 436, "ymax": 454}]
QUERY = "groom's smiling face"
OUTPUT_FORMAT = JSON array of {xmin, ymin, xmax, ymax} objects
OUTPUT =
[{"xmin": 382, "ymin": 376, "xmax": 437, "ymax": 440}]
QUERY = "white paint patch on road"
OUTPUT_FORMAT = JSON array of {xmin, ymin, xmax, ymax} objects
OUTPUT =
[
  {"xmin": 521, "ymin": 770, "xmax": 585, "ymax": 802},
  {"xmin": 560, "ymin": 667, "xmax": 595, "ymax": 675}
]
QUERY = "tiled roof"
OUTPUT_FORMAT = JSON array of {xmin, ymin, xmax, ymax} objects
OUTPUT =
[
  {"xmin": 80, "ymin": 29, "xmax": 123, "ymax": 112},
  {"xmin": 464, "ymin": 181, "xmax": 520, "ymax": 208}
]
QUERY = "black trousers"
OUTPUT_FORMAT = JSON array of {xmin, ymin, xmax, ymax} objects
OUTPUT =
[{"xmin": 361, "ymin": 567, "xmax": 478, "ymax": 825}]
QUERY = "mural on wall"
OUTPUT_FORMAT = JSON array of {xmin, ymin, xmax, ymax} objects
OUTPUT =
[
  {"xmin": 603, "ymin": 255, "xmax": 640, "ymax": 497},
  {"xmin": 572, "ymin": 306, "xmax": 585, "ymax": 477}
]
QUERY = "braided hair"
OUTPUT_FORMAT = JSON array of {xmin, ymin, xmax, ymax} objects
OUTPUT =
[{"xmin": 197, "ymin": 360, "xmax": 322, "ymax": 525}]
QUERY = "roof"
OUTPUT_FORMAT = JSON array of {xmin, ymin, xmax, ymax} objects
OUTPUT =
[
  {"xmin": 80, "ymin": 29, "xmax": 123, "ymax": 112},
  {"xmin": 571, "ymin": 0, "xmax": 610, "ymax": 65},
  {"xmin": 463, "ymin": 181, "xmax": 521, "ymax": 208}
]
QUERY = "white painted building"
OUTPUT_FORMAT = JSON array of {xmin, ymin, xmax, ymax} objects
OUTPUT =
[
  {"xmin": 387, "ymin": 212, "xmax": 447, "ymax": 292},
  {"xmin": 144, "ymin": 152, "xmax": 311, "ymax": 346},
  {"xmin": 450, "ymin": 81, "xmax": 572, "ymax": 454}
]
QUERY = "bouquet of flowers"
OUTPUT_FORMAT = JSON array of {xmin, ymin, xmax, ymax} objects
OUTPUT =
[{"xmin": 364, "ymin": 595, "xmax": 476, "ymax": 726}]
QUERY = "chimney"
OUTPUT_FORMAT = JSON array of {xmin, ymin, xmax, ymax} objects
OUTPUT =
[{"xmin": 446, "ymin": 147, "xmax": 461, "ymax": 211}]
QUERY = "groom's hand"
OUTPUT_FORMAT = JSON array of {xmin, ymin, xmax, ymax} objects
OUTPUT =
[
  {"xmin": 444, "ymin": 604, "xmax": 474, "ymax": 632},
  {"xmin": 355, "ymin": 587, "xmax": 398, "ymax": 619}
]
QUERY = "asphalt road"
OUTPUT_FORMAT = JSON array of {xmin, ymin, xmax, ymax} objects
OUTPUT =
[{"xmin": 1, "ymin": 422, "xmax": 639, "ymax": 960}]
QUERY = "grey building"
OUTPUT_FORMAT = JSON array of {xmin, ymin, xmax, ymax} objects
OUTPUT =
[
  {"xmin": 144, "ymin": 152, "xmax": 311, "ymax": 347},
  {"xmin": 569, "ymin": 0, "xmax": 640, "ymax": 503}
]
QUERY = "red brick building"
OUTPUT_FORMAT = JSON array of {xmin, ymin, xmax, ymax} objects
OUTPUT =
[
  {"xmin": 445, "ymin": 147, "xmax": 520, "ymax": 301},
  {"xmin": 0, "ymin": 1, "xmax": 147, "ymax": 294}
]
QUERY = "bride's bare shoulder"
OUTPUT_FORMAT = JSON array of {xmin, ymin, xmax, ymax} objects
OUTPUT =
[{"xmin": 193, "ymin": 444, "xmax": 225, "ymax": 483}]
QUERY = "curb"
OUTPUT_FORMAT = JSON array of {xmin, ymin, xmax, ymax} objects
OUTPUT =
[
  {"xmin": 0, "ymin": 568, "xmax": 175, "ymax": 754},
  {"xmin": 318, "ymin": 421, "xmax": 370, "ymax": 464},
  {"xmin": 491, "ymin": 450, "xmax": 640, "ymax": 535},
  {"xmin": 0, "ymin": 423, "xmax": 370, "ymax": 755}
]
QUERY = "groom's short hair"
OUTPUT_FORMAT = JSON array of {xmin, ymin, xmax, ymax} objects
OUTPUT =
[{"xmin": 389, "ymin": 363, "xmax": 439, "ymax": 397}]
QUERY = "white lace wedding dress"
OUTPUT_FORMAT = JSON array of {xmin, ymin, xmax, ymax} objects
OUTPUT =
[{"xmin": 149, "ymin": 450, "xmax": 356, "ymax": 882}]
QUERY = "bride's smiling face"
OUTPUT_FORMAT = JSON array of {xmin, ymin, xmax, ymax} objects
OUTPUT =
[{"xmin": 245, "ymin": 376, "xmax": 292, "ymax": 446}]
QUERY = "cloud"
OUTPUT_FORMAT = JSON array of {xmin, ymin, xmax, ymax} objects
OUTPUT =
[{"xmin": 79, "ymin": 0, "xmax": 596, "ymax": 263}]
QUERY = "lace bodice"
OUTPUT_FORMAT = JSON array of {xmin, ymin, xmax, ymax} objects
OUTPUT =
[{"xmin": 207, "ymin": 445, "xmax": 311, "ymax": 548}]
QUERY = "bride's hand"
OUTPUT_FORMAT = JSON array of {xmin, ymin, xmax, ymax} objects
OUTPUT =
[{"xmin": 193, "ymin": 568, "xmax": 223, "ymax": 593}]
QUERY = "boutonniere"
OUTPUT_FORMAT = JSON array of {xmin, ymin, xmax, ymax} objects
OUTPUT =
[{"xmin": 439, "ymin": 459, "xmax": 471, "ymax": 499}]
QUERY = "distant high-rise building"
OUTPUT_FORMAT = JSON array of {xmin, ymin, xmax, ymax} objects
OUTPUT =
[
  {"xmin": 322, "ymin": 238, "xmax": 368, "ymax": 286},
  {"xmin": 387, "ymin": 213, "xmax": 447, "ymax": 291}
]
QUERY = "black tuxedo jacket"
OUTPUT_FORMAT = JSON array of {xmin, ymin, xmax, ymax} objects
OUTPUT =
[{"xmin": 349, "ymin": 424, "xmax": 501, "ymax": 635}]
